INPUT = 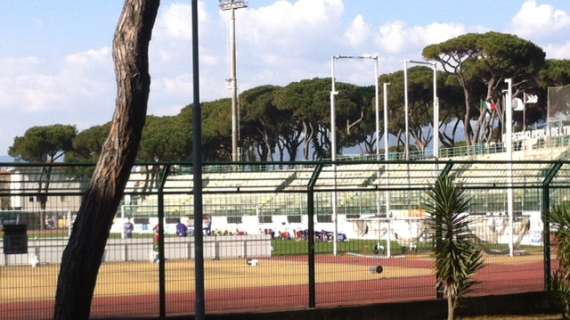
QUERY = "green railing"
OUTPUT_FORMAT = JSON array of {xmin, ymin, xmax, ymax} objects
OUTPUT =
[{"xmin": 341, "ymin": 134, "xmax": 570, "ymax": 163}]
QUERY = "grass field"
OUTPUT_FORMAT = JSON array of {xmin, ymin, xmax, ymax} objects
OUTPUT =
[
  {"xmin": 271, "ymin": 239, "xmax": 435, "ymax": 256},
  {"xmin": 270, "ymin": 239, "xmax": 544, "ymax": 256}
]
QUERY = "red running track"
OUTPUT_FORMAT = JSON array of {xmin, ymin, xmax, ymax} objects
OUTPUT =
[{"xmin": 0, "ymin": 256, "xmax": 545, "ymax": 320}]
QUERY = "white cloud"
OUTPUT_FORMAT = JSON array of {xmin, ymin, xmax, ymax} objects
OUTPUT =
[
  {"xmin": 64, "ymin": 47, "xmax": 110, "ymax": 66},
  {"xmin": 544, "ymin": 41, "xmax": 570, "ymax": 59},
  {"xmin": 376, "ymin": 21, "xmax": 470, "ymax": 54},
  {"xmin": 156, "ymin": 1, "xmax": 209, "ymax": 41},
  {"xmin": 0, "ymin": 48, "xmax": 113, "ymax": 113},
  {"xmin": 234, "ymin": 0, "xmax": 343, "ymax": 52},
  {"xmin": 344, "ymin": 15, "xmax": 372, "ymax": 47},
  {"xmin": 511, "ymin": 0, "xmax": 570, "ymax": 39},
  {"xmin": 160, "ymin": 74, "xmax": 193, "ymax": 98},
  {"xmin": 0, "ymin": 57, "xmax": 40, "ymax": 76}
]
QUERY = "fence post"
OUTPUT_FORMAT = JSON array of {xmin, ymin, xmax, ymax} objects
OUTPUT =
[
  {"xmin": 191, "ymin": 1, "xmax": 206, "ymax": 319},
  {"xmin": 157, "ymin": 165, "xmax": 171, "ymax": 320},
  {"xmin": 307, "ymin": 164, "xmax": 323, "ymax": 308},
  {"xmin": 542, "ymin": 162, "xmax": 562, "ymax": 291},
  {"xmin": 543, "ymin": 185, "xmax": 551, "ymax": 291}
]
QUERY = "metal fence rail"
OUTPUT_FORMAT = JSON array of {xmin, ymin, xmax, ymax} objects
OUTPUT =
[{"xmin": 0, "ymin": 160, "xmax": 567, "ymax": 319}]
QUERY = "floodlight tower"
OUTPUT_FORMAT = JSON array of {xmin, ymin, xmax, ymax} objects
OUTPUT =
[
  {"xmin": 219, "ymin": 0, "xmax": 247, "ymax": 161},
  {"xmin": 330, "ymin": 55, "xmax": 380, "ymax": 256}
]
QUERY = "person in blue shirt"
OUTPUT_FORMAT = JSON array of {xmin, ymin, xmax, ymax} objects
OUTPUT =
[
  {"xmin": 176, "ymin": 220, "xmax": 188, "ymax": 237},
  {"xmin": 123, "ymin": 219, "xmax": 134, "ymax": 239}
]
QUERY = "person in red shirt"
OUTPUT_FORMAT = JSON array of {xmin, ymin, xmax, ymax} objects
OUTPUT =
[{"xmin": 152, "ymin": 225, "xmax": 160, "ymax": 263}]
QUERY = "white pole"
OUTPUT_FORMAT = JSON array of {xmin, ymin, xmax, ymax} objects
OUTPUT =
[
  {"xmin": 383, "ymin": 82, "xmax": 391, "ymax": 258},
  {"xmin": 120, "ymin": 205, "xmax": 125, "ymax": 240},
  {"xmin": 374, "ymin": 58, "xmax": 381, "ymax": 216},
  {"xmin": 404, "ymin": 61, "xmax": 410, "ymax": 160},
  {"xmin": 330, "ymin": 56, "xmax": 338, "ymax": 256},
  {"xmin": 383, "ymin": 83, "xmax": 390, "ymax": 171},
  {"xmin": 403, "ymin": 61, "xmax": 411, "ymax": 212},
  {"xmin": 230, "ymin": 7, "xmax": 239, "ymax": 161},
  {"xmin": 433, "ymin": 63, "xmax": 439, "ymax": 160},
  {"xmin": 375, "ymin": 59, "xmax": 381, "ymax": 162},
  {"xmin": 505, "ymin": 78, "xmax": 514, "ymax": 257}
]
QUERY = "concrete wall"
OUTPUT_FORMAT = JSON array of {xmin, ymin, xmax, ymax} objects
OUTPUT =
[{"xmin": 0, "ymin": 234, "xmax": 272, "ymax": 266}]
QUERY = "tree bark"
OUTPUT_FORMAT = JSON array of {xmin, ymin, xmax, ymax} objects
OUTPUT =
[
  {"xmin": 463, "ymin": 86, "xmax": 473, "ymax": 145},
  {"xmin": 302, "ymin": 122, "xmax": 312, "ymax": 160},
  {"xmin": 53, "ymin": 1, "xmax": 159, "ymax": 319},
  {"xmin": 447, "ymin": 295, "xmax": 455, "ymax": 320}
]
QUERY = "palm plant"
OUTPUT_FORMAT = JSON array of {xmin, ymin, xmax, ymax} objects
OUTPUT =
[
  {"xmin": 425, "ymin": 176, "xmax": 484, "ymax": 320},
  {"xmin": 551, "ymin": 204, "xmax": 570, "ymax": 319}
]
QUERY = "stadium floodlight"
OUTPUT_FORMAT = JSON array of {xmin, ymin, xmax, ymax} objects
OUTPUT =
[
  {"xmin": 219, "ymin": 0, "xmax": 248, "ymax": 161},
  {"xmin": 331, "ymin": 54, "xmax": 380, "ymax": 256},
  {"xmin": 505, "ymin": 78, "xmax": 514, "ymax": 258},
  {"xmin": 219, "ymin": 0, "xmax": 247, "ymax": 10},
  {"xmin": 404, "ymin": 60, "xmax": 439, "ymax": 160}
]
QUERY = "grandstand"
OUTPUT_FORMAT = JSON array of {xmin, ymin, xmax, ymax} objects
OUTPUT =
[{"xmin": 100, "ymin": 131, "xmax": 570, "ymax": 253}]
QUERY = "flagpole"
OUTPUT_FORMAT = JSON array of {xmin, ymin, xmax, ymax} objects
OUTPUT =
[
  {"xmin": 505, "ymin": 78, "xmax": 514, "ymax": 258},
  {"xmin": 523, "ymin": 93, "xmax": 527, "ymax": 132}
]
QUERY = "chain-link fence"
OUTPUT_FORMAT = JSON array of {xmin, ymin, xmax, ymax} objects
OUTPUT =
[{"xmin": 0, "ymin": 160, "xmax": 566, "ymax": 319}]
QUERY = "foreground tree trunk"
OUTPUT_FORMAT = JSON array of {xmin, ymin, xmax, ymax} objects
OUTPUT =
[
  {"xmin": 447, "ymin": 295, "xmax": 455, "ymax": 320},
  {"xmin": 54, "ymin": 1, "xmax": 159, "ymax": 319}
]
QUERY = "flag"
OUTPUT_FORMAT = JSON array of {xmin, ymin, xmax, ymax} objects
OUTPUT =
[
  {"xmin": 480, "ymin": 99, "xmax": 497, "ymax": 112},
  {"xmin": 512, "ymin": 98, "xmax": 525, "ymax": 111},
  {"xmin": 524, "ymin": 93, "xmax": 538, "ymax": 104}
]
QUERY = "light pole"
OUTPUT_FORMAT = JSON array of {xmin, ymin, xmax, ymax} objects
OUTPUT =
[
  {"xmin": 404, "ymin": 61, "xmax": 410, "ymax": 160},
  {"xmin": 330, "ymin": 56, "xmax": 338, "ymax": 256},
  {"xmin": 373, "ymin": 58, "xmax": 382, "ymax": 239},
  {"xmin": 405, "ymin": 60, "xmax": 439, "ymax": 160},
  {"xmin": 330, "ymin": 55, "xmax": 380, "ymax": 256},
  {"xmin": 505, "ymin": 78, "xmax": 514, "ymax": 257},
  {"xmin": 383, "ymin": 82, "xmax": 391, "ymax": 258},
  {"xmin": 219, "ymin": 0, "xmax": 247, "ymax": 161}
]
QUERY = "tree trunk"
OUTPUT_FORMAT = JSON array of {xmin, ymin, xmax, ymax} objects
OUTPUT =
[
  {"xmin": 263, "ymin": 130, "xmax": 273, "ymax": 161},
  {"xmin": 450, "ymin": 118, "xmax": 460, "ymax": 146},
  {"xmin": 276, "ymin": 139, "xmax": 285, "ymax": 162},
  {"xmin": 463, "ymin": 86, "xmax": 473, "ymax": 145},
  {"xmin": 255, "ymin": 143, "xmax": 266, "ymax": 161},
  {"xmin": 363, "ymin": 136, "xmax": 375, "ymax": 154},
  {"xmin": 396, "ymin": 130, "xmax": 402, "ymax": 150},
  {"xmin": 53, "ymin": 1, "xmax": 159, "ymax": 319},
  {"xmin": 447, "ymin": 295, "xmax": 455, "ymax": 320},
  {"xmin": 283, "ymin": 129, "xmax": 301, "ymax": 161},
  {"xmin": 302, "ymin": 122, "xmax": 313, "ymax": 160}
]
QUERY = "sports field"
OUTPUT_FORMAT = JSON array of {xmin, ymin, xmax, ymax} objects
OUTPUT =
[{"xmin": 0, "ymin": 253, "xmax": 545, "ymax": 319}]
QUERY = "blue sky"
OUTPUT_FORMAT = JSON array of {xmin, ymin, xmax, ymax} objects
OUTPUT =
[{"xmin": 1, "ymin": 0, "xmax": 570, "ymax": 155}]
